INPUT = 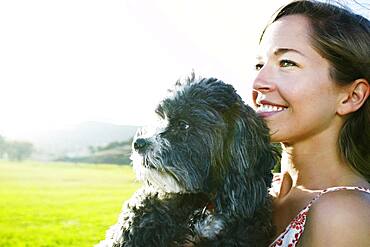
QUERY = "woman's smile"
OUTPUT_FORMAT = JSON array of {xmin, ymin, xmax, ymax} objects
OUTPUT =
[{"xmin": 256, "ymin": 100, "xmax": 288, "ymax": 118}]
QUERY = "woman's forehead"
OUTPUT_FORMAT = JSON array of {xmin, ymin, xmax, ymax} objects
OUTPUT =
[{"xmin": 257, "ymin": 15, "xmax": 313, "ymax": 58}]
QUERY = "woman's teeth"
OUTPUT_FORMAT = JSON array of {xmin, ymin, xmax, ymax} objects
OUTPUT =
[{"xmin": 257, "ymin": 104, "xmax": 286, "ymax": 112}]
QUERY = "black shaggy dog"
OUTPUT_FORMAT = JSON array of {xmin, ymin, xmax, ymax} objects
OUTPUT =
[{"xmin": 97, "ymin": 74, "xmax": 278, "ymax": 247}]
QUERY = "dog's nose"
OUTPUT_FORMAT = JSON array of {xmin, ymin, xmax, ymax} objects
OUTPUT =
[{"xmin": 134, "ymin": 138, "xmax": 149, "ymax": 152}]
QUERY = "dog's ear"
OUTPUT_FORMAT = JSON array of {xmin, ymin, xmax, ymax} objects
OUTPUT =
[{"xmin": 215, "ymin": 102, "xmax": 277, "ymax": 217}]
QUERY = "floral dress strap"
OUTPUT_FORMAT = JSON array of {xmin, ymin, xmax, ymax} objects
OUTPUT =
[{"xmin": 269, "ymin": 186, "xmax": 370, "ymax": 247}]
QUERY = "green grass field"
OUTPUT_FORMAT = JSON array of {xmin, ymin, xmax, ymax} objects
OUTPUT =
[{"xmin": 0, "ymin": 160, "xmax": 140, "ymax": 247}]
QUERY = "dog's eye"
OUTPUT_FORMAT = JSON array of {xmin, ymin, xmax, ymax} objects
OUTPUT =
[{"xmin": 178, "ymin": 120, "xmax": 190, "ymax": 130}]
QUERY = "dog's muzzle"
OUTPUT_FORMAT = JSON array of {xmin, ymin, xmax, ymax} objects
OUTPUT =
[{"xmin": 133, "ymin": 138, "xmax": 150, "ymax": 153}]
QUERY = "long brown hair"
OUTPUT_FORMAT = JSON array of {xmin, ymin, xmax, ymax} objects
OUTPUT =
[{"xmin": 260, "ymin": 0, "xmax": 370, "ymax": 181}]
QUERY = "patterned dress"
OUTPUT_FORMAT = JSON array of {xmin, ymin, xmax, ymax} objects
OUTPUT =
[{"xmin": 269, "ymin": 175, "xmax": 370, "ymax": 247}]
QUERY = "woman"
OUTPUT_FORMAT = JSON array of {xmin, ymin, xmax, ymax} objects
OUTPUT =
[{"xmin": 252, "ymin": 0, "xmax": 370, "ymax": 246}]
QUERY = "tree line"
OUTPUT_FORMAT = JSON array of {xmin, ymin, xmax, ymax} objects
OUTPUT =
[
  {"xmin": 88, "ymin": 138, "xmax": 133, "ymax": 154},
  {"xmin": 0, "ymin": 135, "xmax": 34, "ymax": 161},
  {"xmin": 57, "ymin": 138, "xmax": 133, "ymax": 165}
]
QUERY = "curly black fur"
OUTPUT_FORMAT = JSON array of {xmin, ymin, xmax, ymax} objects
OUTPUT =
[{"xmin": 97, "ymin": 74, "xmax": 278, "ymax": 247}]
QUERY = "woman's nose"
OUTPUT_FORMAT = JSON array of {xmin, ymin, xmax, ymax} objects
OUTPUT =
[
  {"xmin": 252, "ymin": 65, "xmax": 276, "ymax": 93},
  {"xmin": 252, "ymin": 65, "xmax": 276, "ymax": 104}
]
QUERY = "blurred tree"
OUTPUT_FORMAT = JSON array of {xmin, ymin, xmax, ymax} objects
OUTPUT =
[
  {"xmin": 88, "ymin": 145, "xmax": 96, "ymax": 154},
  {"xmin": 0, "ymin": 135, "xmax": 6, "ymax": 158},
  {"xmin": 272, "ymin": 143, "xmax": 282, "ymax": 173},
  {"xmin": 6, "ymin": 141, "xmax": 34, "ymax": 161}
]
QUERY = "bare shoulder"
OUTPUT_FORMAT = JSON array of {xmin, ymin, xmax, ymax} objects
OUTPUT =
[{"xmin": 298, "ymin": 189, "xmax": 370, "ymax": 247}]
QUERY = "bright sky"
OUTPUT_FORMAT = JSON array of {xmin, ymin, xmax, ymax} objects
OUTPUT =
[{"xmin": 0, "ymin": 0, "xmax": 367, "ymax": 138}]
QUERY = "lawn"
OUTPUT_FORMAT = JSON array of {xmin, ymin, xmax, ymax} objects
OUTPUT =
[{"xmin": 0, "ymin": 160, "xmax": 140, "ymax": 247}]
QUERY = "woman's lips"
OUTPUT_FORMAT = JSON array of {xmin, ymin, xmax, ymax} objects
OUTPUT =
[{"xmin": 256, "ymin": 101, "xmax": 288, "ymax": 118}]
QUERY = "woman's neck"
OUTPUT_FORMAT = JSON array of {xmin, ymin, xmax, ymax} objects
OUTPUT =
[{"xmin": 280, "ymin": 138, "xmax": 363, "ymax": 190}]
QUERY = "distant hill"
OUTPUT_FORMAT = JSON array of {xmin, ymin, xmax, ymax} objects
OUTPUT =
[
  {"xmin": 23, "ymin": 121, "xmax": 139, "ymax": 160},
  {"xmin": 57, "ymin": 141, "xmax": 133, "ymax": 165}
]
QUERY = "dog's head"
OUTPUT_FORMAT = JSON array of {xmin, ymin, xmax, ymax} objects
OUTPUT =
[{"xmin": 131, "ymin": 74, "xmax": 277, "ymax": 215}]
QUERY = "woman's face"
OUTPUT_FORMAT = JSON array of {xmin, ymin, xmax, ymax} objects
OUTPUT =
[{"xmin": 252, "ymin": 15, "xmax": 344, "ymax": 144}]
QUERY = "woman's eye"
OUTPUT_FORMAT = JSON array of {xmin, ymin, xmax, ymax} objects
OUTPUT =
[
  {"xmin": 279, "ymin": 59, "xmax": 297, "ymax": 68},
  {"xmin": 178, "ymin": 120, "xmax": 190, "ymax": 130},
  {"xmin": 255, "ymin": 63, "xmax": 264, "ymax": 71}
]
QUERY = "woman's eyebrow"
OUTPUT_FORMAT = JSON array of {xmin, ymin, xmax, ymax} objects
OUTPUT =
[
  {"xmin": 256, "ymin": 48, "xmax": 306, "ymax": 60},
  {"xmin": 273, "ymin": 48, "xmax": 306, "ymax": 57}
]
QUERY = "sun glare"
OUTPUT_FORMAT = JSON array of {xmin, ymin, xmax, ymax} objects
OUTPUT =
[{"xmin": 0, "ymin": 0, "xmax": 294, "ymax": 138}]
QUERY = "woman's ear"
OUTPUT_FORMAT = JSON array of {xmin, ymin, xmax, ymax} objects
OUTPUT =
[{"xmin": 337, "ymin": 78, "xmax": 370, "ymax": 116}]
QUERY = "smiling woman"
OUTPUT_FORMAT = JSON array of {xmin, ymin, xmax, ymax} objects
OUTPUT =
[
  {"xmin": 254, "ymin": 14, "xmax": 343, "ymax": 144},
  {"xmin": 251, "ymin": 0, "xmax": 370, "ymax": 246}
]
